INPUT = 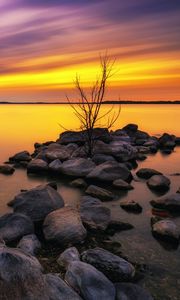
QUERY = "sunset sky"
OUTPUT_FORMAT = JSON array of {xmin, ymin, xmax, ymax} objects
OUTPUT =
[{"xmin": 0, "ymin": 0, "xmax": 180, "ymax": 102}]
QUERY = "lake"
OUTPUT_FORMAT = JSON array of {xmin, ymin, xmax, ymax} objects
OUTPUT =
[{"xmin": 0, "ymin": 104, "xmax": 180, "ymax": 300}]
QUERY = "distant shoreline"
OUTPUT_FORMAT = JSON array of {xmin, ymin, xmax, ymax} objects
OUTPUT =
[{"xmin": 0, "ymin": 100, "xmax": 179, "ymax": 105}]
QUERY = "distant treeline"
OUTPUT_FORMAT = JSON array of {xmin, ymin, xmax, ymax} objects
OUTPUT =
[{"xmin": 0, "ymin": 100, "xmax": 180, "ymax": 105}]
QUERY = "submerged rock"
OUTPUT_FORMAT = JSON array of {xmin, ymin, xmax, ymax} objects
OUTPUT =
[
  {"xmin": 115, "ymin": 282, "xmax": 154, "ymax": 300},
  {"xmin": 136, "ymin": 168, "xmax": 162, "ymax": 179},
  {"xmin": 17, "ymin": 234, "xmax": 41, "ymax": 256},
  {"xmin": 65, "ymin": 261, "xmax": 115, "ymax": 300},
  {"xmin": 81, "ymin": 247, "xmax": 135, "ymax": 281},
  {"xmin": 8, "ymin": 184, "xmax": 64, "ymax": 222},
  {"xmin": 120, "ymin": 199, "xmax": 142, "ymax": 213},
  {"xmin": 150, "ymin": 193, "xmax": 180, "ymax": 211},
  {"xmin": 60, "ymin": 158, "xmax": 95, "ymax": 177},
  {"xmin": 152, "ymin": 219, "xmax": 180, "ymax": 242},
  {"xmin": 43, "ymin": 207, "xmax": 87, "ymax": 246},
  {"xmin": 70, "ymin": 178, "xmax": 88, "ymax": 188},
  {"xmin": 0, "ymin": 164, "xmax": 15, "ymax": 175},
  {"xmin": 147, "ymin": 175, "xmax": 170, "ymax": 192},
  {"xmin": 0, "ymin": 213, "xmax": 34, "ymax": 243},
  {"xmin": 80, "ymin": 196, "xmax": 111, "ymax": 230},
  {"xmin": 57, "ymin": 247, "xmax": 80, "ymax": 268},
  {"xmin": 85, "ymin": 185, "xmax": 114, "ymax": 201}
]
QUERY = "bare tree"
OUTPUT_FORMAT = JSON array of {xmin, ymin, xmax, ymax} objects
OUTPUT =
[{"xmin": 66, "ymin": 53, "xmax": 121, "ymax": 157}]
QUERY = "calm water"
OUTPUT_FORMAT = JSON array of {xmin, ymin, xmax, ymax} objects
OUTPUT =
[{"xmin": 0, "ymin": 104, "xmax": 180, "ymax": 300}]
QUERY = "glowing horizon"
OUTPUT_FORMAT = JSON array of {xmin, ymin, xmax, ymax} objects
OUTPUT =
[{"xmin": 0, "ymin": 0, "xmax": 180, "ymax": 102}]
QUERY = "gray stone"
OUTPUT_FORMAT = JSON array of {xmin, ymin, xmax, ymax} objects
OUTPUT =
[
  {"xmin": 113, "ymin": 179, "xmax": 133, "ymax": 190},
  {"xmin": 80, "ymin": 196, "xmax": 111, "ymax": 230},
  {"xmin": 9, "ymin": 150, "xmax": 31, "ymax": 162},
  {"xmin": 115, "ymin": 283, "xmax": 154, "ymax": 300},
  {"xmin": 8, "ymin": 184, "xmax": 64, "ymax": 222},
  {"xmin": 17, "ymin": 234, "xmax": 41, "ymax": 256},
  {"xmin": 87, "ymin": 161, "xmax": 132, "ymax": 182},
  {"xmin": 49, "ymin": 159, "xmax": 62, "ymax": 173},
  {"xmin": 120, "ymin": 199, "xmax": 142, "ymax": 213},
  {"xmin": 27, "ymin": 158, "xmax": 48, "ymax": 173},
  {"xmin": 85, "ymin": 185, "xmax": 114, "ymax": 201},
  {"xmin": 147, "ymin": 175, "xmax": 170, "ymax": 192},
  {"xmin": 150, "ymin": 193, "xmax": 180, "ymax": 211},
  {"xmin": 136, "ymin": 168, "xmax": 162, "ymax": 179},
  {"xmin": 65, "ymin": 261, "xmax": 115, "ymax": 300},
  {"xmin": 43, "ymin": 207, "xmax": 87, "ymax": 246},
  {"xmin": 152, "ymin": 219, "xmax": 180, "ymax": 242},
  {"xmin": 0, "ymin": 213, "xmax": 34, "ymax": 243},
  {"xmin": 57, "ymin": 247, "xmax": 80, "ymax": 268},
  {"xmin": 60, "ymin": 158, "xmax": 95, "ymax": 177},
  {"xmin": 0, "ymin": 164, "xmax": 15, "ymax": 175},
  {"xmin": 81, "ymin": 247, "xmax": 135, "ymax": 281}
]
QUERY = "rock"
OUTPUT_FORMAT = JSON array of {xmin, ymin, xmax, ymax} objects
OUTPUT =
[
  {"xmin": 85, "ymin": 185, "xmax": 114, "ymax": 201},
  {"xmin": 58, "ymin": 130, "xmax": 85, "ymax": 145},
  {"xmin": 8, "ymin": 184, "xmax": 64, "ymax": 222},
  {"xmin": 65, "ymin": 261, "xmax": 115, "ymax": 300},
  {"xmin": 43, "ymin": 207, "xmax": 87, "ymax": 246},
  {"xmin": 45, "ymin": 273, "xmax": 83, "ymax": 300},
  {"xmin": 27, "ymin": 158, "xmax": 48, "ymax": 173},
  {"xmin": 122, "ymin": 124, "xmax": 138, "ymax": 135},
  {"xmin": 0, "ymin": 213, "xmax": 34, "ymax": 243},
  {"xmin": 120, "ymin": 199, "xmax": 142, "ymax": 213},
  {"xmin": 44, "ymin": 143, "xmax": 75, "ymax": 161},
  {"xmin": 134, "ymin": 130, "xmax": 149, "ymax": 140},
  {"xmin": 136, "ymin": 153, "xmax": 147, "ymax": 161},
  {"xmin": 49, "ymin": 159, "xmax": 62, "ymax": 173},
  {"xmin": 0, "ymin": 164, "xmax": 15, "ymax": 175},
  {"xmin": 175, "ymin": 137, "xmax": 180, "ymax": 145},
  {"xmin": 60, "ymin": 158, "xmax": 95, "ymax": 177},
  {"xmin": 113, "ymin": 179, "xmax": 133, "ymax": 190},
  {"xmin": 177, "ymin": 187, "xmax": 180, "ymax": 193},
  {"xmin": 150, "ymin": 193, "xmax": 180, "ymax": 211},
  {"xmin": 57, "ymin": 247, "xmax": 80, "ymax": 268},
  {"xmin": 92, "ymin": 154, "xmax": 116, "ymax": 165},
  {"xmin": 87, "ymin": 161, "xmax": 132, "ymax": 182},
  {"xmin": 0, "ymin": 245, "xmax": 48, "ymax": 300},
  {"xmin": 9, "ymin": 150, "xmax": 31, "ymax": 162},
  {"xmin": 70, "ymin": 178, "xmax": 87, "ymax": 188},
  {"xmin": 136, "ymin": 168, "xmax": 162, "ymax": 179},
  {"xmin": 152, "ymin": 219, "xmax": 180, "ymax": 242},
  {"xmin": 17, "ymin": 234, "xmax": 41, "ymax": 256},
  {"xmin": 115, "ymin": 282, "xmax": 154, "ymax": 300},
  {"xmin": 107, "ymin": 219, "xmax": 134, "ymax": 232},
  {"xmin": 81, "ymin": 247, "xmax": 135, "ymax": 281},
  {"xmin": 80, "ymin": 196, "xmax": 111, "ymax": 230},
  {"xmin": 159, "ymin": 133, "xmax": 176, "ymax": 149},
  {"xmin": 147, "ymin": 175, "xmax": 170, "ymax": 192}
]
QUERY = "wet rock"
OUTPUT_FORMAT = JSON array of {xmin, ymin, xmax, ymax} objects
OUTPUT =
[
  {"xmin": 0, "ymin": 213, "xmax": 34, "ymax": 243},
  {"xmin": 45, "ymin": 273, "xmax": 83, "ymax": 300},
  {"xmin": 159, "ymin": 133, "xmax": 176, "ymax": 149},
  {"xmin": 0, "ymin": 245, "xmax": 47, "ymax": 300},
  {"xmin": 147, "ymin": 175, "xmax": 170, "ymax": 192},
  {"xmin": 49, "ymin": 159, "xmax": 62, "ymax": 173},
  {"xmin": 57, "ymin": 247, "xmax": 80, "ymax": 268},
  {"xmin": 152, "ymin": 219, "xmax": 180, "ymax": 242},
  {"xmin": 65, "ymin": 261, "xmax": 115, "ymax": 300},
  {"xmin": 87, "ymin": 161, "xmax": 132, "ymax": 182},
  {"xmin": 81, "ymin": 247, "xmax": 135, "ymax": 281},
  {"xmin": 0, "ymin": 164, "xmax": 15, "ymax": 175},
  {"xmin": 136, "ymin": 168, "xmax": 162, "ymax": 179},
  {"xmin": 115, "ymin": 282, "xmax": 154, "ymax": 300},
  {"xmin": 60, "ymin": 158, "xmax": 95, "ymax": 177},
  {"xmin": 107, "ymin": 219, "xmax": 134, "ymax": 233},
  {"xmin": 113, "ymin": 179, "xmax": 133, "ymax": 190},
  {"xmin": 9, "ymin": 150, "xmax": 31, "ymax": 162},
  {"xmin": 120, "ymin": 199, "xmax": 142, "ymax": 213},
  {"xmin": 8, "ymin": 184, "xmax": 64, "ymax": 222},
  {"xmin": 150, "ymin": 193, "xmax": 180, "ymax": 211},
  {"xmin": 27, "ymin": 158, "xmax": 48, "ymax": 173},
  {"xmin": 92, "ymin": 154, "xmax": 116, "ymax": 165},
  {"xmin": 70, "ymin": 178, "xmax": 87, "ymax": 188},
  {"xmin": 43, "ymin": 207, "xmax": 87, "ymax": 246},
  {"xmin": 85, "ymin": 185, "xmax": 114, "ymax": 201},
  {"xmin": 17, "ymin": 234, "xmax": 41, "ymax": 256},
  {"xmin": 80, "ymin": 196, "xmax": 111, "ymax": 230}
]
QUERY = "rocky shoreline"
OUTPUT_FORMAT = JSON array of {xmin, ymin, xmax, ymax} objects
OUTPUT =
[{"xmin": 0, "ymin": 123, "xmax": 180, "ymax": 300}]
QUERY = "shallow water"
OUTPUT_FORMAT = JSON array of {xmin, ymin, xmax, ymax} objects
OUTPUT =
[{"xmin": 0, "ymin": 104, "xmax": 180, "ymax": 299}]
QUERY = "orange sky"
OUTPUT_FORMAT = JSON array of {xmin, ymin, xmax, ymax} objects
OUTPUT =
[{"xmin": 0, "ymin": 0, "xmax": 180, "ymax": 102}]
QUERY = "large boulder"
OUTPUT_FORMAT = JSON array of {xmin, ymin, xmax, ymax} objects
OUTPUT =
[
  {"xmin": 49, "ymin": 159, "xmax": 62, "ymax": 173},
  {"xmin": 65, "ymin": 261, "xmax": 116, "ymax": 300},
  {"xmin": 81, "ymin": 247, "xmax": 135, "ymax": 281},
  {"xmin": 44, "ymin": 143, "xmax": 75, "ymax": 161},
  {"xmin": 80, "ymin": 196, "xmax": 111, "ymax": 230},
  {"xmin": 159, "ymin": 133, "xmax": 176, "ymax": 149},
  {"xmin": 60, "ymin": 158, "xmax": 95, "ymax": 177},
  {"xmin": 152, "ymin": 219, "xmax": 180, "ymax": 243},
  {"xmin": 8, "ymin": 184, "xmax": 64, "ymax": 222},
  {"xmin": 57, "ymin": 247, "xmax": 80, "ymax": 268},
  {"xmin": 43, "ymin": 207, "xmax": 87, "ymax": 246},
  {"xmin": 17, "ymin": 234, "xmax": 41, "ymax": 256},
  {"xmin": 0, "ymin": 164, "xmax": 15, "ymax": 175},
  {"xmin": 27, "ymin": 159, "xmax": 48, "ymax": 173},
  {"xmin": 136, "ymin": 168, "xmax": 162, "ymax": 179},
  {"xmin": 0, "ymin": 213, "xmax": 34, "ymax": 243},
  {"xmin": 92, "ymin": 154, "xmax": 116, "ymax": 165},
  {"xmin": 150, "ymin": 193, "xmax": 180, "ymax": 211},
  {"xmin": 122, "ymin": 124, "xmax": 138, "ymax": 135},
  {"xmin": 147, "ymin": 175, "xmax": 170, "ymax": 192},
  {"xmin": 85, "ymin": 185, "xmax": 114, "ymax": 201},
  {"xmin": 87, "ymin": 161, "xmax": 132, "ymax": 182},
  {"xmin": 9, "ymin": 150, "xmax": 31, "ymax": 162},
  {"xmin": 115, "ymin": 283, "xmax": 154, "ymax": 300}
]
